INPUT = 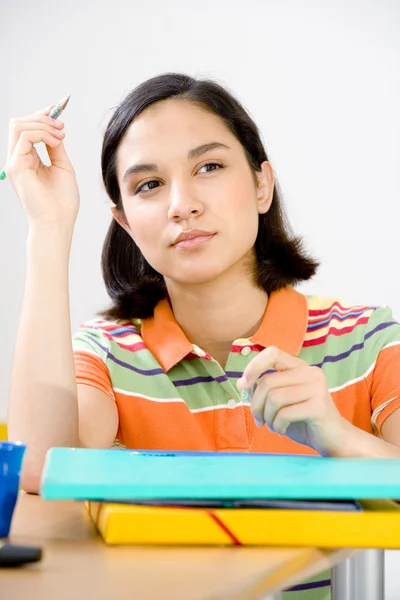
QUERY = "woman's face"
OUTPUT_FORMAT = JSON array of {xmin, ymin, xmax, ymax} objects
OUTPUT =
[{"xmin": 114, "ymin": 99, "xmax": 274, "ymax": 286}]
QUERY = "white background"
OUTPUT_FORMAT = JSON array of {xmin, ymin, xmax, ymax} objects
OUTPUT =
[{"xmin": 1, "ymin": 1, "xmax": 399, "ymax": 594}]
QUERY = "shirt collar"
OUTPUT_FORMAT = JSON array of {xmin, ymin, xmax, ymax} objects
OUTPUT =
[
  {"xmin": 248, "ymin": 286, "xmax": 308, "ymax": 355},
  {"xmin": 141, "ymin": 286, "xmax": 308, "ymax": 372}
]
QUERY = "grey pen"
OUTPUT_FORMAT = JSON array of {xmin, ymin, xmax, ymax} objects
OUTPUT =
[{"xmin": 0, "ymin": 94, "xmax": 71, "ymax": 181}]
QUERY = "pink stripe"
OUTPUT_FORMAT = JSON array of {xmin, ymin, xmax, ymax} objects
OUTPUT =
[
  {"xmin": 114, "ymin": 341, "xmax": 147, "ymax": 352},
  {"xmin": 308, "ymin": 302, "xmax": 369, "ymax": 317},
  {"xmin": 307, "ymin": 315, "xmax": 369, "ymax": 335},
  {"xmin": 303, "ymin": 319, "xmax": 369, "ymax": 347}
]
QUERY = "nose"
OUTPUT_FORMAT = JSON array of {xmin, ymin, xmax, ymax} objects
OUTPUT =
[{"xmin": 167, "ymin": 181, "xmax": 204, "ymax": 222}]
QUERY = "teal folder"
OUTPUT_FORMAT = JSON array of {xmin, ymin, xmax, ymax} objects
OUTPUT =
[{"xmin": 40, "ymin": 448, "xmax": 400, "ymax": 501}]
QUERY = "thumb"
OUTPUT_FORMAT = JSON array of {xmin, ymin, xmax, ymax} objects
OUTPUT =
[
  {"xmin": 46, "ymin": 139, "xmax": 73, "ymax": 170},
  {"xmin": 35, "ymin": 104, "xmax": 56, "ymax": 116},
  {"xmin": 40, "ymin": 105, "xmax": 72, "ymax": 169},
  {"xmin": 237, "ymin": 375, "xmax": 250, "ymax": 390}
]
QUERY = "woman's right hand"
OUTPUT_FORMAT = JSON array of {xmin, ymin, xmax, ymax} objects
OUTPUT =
[{"xmin": 4, "ymin": 105, "xmax": 80, "ymax": 229}]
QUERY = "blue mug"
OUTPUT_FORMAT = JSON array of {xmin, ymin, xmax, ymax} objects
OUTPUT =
[{"xmin": 0, "ymin": 441, "xmax": 27, "ymax": 538}]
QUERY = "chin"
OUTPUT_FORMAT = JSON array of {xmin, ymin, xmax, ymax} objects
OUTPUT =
[{"xmin": 169, "ymin": 264, "xmax": 229, "ymax": 285}]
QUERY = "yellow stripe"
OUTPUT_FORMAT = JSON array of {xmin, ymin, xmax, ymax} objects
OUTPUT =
[
  {"xmin": 0, "ymin": 423, "xmax": 8, "ymax": 440},
  {"xmin": 305, "ymin": 295, "xmax": 343, "ymax": 310}
]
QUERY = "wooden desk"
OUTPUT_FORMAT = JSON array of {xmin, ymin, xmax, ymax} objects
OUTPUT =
[{"xmin": 4, "ymin": 494, "xmax": 356, "ymax": 600}]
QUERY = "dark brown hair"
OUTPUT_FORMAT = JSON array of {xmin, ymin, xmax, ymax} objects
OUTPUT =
[{"xmin": 99, "ymin": 72, "xmax": 318, "ymax": 320}]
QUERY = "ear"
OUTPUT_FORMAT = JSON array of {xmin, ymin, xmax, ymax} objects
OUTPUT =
[
  {"xmin": 256, "ymin": 161, "xmax": 274, "ymax": 215},
  {"xmin": 111, "ymin": 206, "xmax": 133, "ymax": 237}
]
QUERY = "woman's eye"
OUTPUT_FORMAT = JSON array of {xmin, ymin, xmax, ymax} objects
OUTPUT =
[
  {"xmin": 198, "ymin": 162, "xmax": 224, "ymax": 174},
  {"xmin": 135, "ymin": 180, "xmax": 161, "ymax": 194},
  {"xmin": 134, "ymin": 163, "xmax": 224, "ymax": 194}
]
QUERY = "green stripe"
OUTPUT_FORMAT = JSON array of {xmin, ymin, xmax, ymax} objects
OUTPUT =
[{"xmin": 300, "ymin": 309, "xmax": 400, "ymax": 389}]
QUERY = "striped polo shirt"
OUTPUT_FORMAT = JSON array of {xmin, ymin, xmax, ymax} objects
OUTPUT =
[{"xmin": 72, "ymin": 286, "xmax": 400, "ymax": 600}]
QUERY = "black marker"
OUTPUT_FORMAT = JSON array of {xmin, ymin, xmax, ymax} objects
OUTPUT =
[{"xmin": 0, "ymin": 541, "xmax": 42, "ymax": 567}]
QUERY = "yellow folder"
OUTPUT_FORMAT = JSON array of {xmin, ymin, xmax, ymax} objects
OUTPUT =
[{"xmin": 86, "ymin": 499, "xmax": 400, "ymax": 547}]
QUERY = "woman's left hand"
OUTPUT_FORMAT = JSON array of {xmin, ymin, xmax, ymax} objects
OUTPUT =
[{"xmin": 237, "ymin": 346, "xmax": 351, "ymax": 456}]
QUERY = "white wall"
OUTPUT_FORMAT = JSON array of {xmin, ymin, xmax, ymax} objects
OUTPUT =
[{"xmin": 1, "ymin": 0, "xmax": 399, "ymax": 413}]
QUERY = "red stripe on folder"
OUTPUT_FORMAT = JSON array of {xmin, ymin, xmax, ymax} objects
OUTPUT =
[
  {"xmin": 206, "ymin": 511, "xmax": 242, "ymax": 546},
  {"xmin": 93, "ymin": 503, "xmax": 242, "ymax": 545}
]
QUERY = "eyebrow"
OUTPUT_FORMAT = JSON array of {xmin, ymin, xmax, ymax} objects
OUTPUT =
[{"xmin": 122, "ymin": 141, "xmax": 231, "ymax": 182}]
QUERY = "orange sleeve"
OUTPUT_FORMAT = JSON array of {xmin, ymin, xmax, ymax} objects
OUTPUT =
[
  {"xmin": 370, "ymin": 345, "xmax": 400, "ymax": 434},
  {"xmin": 72, "ymin": 322, "xmax": 123, "ymax": 447},
  {"xmin": 74, "ymin": 350, "xmax": 115, "ymax": 402},
  {"xmin": 359, "ymin": 307, "xmax": 400, "ymax": 435}
]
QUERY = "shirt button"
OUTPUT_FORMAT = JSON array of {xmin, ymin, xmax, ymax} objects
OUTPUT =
[
  {"xmin": 193, "ymin": 344, "xmax": 206, "ymax": 357},
  {"xmin": 241, "ymin": 346, "xmax": 251, "ymax": 356},
  {"xmin": 227, "ymin": 398, "xmax": 236, "ymax": 408}
]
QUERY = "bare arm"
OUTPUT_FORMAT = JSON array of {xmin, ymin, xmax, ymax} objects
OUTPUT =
[
  {"xmin": 5, "ymin": 105, "xmax": 118, "ymax": 493},
  {"xmin": 8, "ymin": 228, "xmax": 78, "ymax": 491},
  {"xmin": 7, "ymin": 230, "xmax": 118, "ymax": 493}
]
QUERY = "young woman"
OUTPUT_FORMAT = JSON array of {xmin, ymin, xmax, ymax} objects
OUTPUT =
[{"xmin": 6, "ymin": 72, "xmax": 400, "ymax": 598}]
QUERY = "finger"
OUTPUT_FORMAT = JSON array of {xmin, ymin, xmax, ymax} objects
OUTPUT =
[
  {"xmin": 263, "ymin": 383, "xmax": 315, "ymax": 430},
  {"xmin": 11, "ymin": 130, "xmax": 64, "ymax": 169},
  {"xmin": 257, "ymin": 366, "xmax": 314, "ymax": 392},
  {"xmin": 251, "ymin": 369, "xmax": 310, "ymax": 426},
  {"xmin": 34, "ymin": 105, "xmax": 56, "ymax": 116},
  {"xmin": 31, "ymin": 146, "xmax": 43, "ymax": 170},
  {"xmin": 8, "ymin": 119, "xmax": 65, "ymax": 161},
  {"xmin": 271, "ymin": 401, "xmax": 311, "ymax": 436},
  {"xmin": 238, "ymin": 346, "xmax": 305, "ymax": 391},
  {"xmin": 46, "ymin": 137, "xmax": 71, "ymax": 168},
  {"xmin": 244, "ymin": 366, "xmax": 311, "ymax": 414},
  {"xmin": 11, "ymin": 115, "xmax": 64, "ymax": 129}
]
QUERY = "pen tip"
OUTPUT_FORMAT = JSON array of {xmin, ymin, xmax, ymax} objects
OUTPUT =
[{"xmin": 58, "ymin": 95, "xmax": 71, "ymax": 110}]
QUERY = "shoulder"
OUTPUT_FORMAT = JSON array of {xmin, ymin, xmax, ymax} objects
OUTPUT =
[
  {"xmin": 304, "ymin": 294, "xmax": 397, "ymax": 323},
  {"xmin": 72, "ymin": 317, "xmax": 144, "ymax": 355},
  {"xmin": 303, "ymin": 294, "xmax": 400, "ymax": 350},
  {"xmin": 75, "ymin": 316, "xmax": 142, "ymax": 336},
  {"xmin": 305, "ymin": 295, "xmax": 376, "ymax": 327}
]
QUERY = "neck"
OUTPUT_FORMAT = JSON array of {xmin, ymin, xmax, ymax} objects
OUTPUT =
[{"xmin": 165, "ymin": 266, "xmax": 268, "ymax": 357}]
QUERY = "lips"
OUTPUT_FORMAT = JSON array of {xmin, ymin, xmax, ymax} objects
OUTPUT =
[
  {"xmin": 173, "ymin": 229, "xmax": 215, "ymax": 245},
  {"xmin": 173, "ymin": 232, "xmax": 216, "ymax": 250}
]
